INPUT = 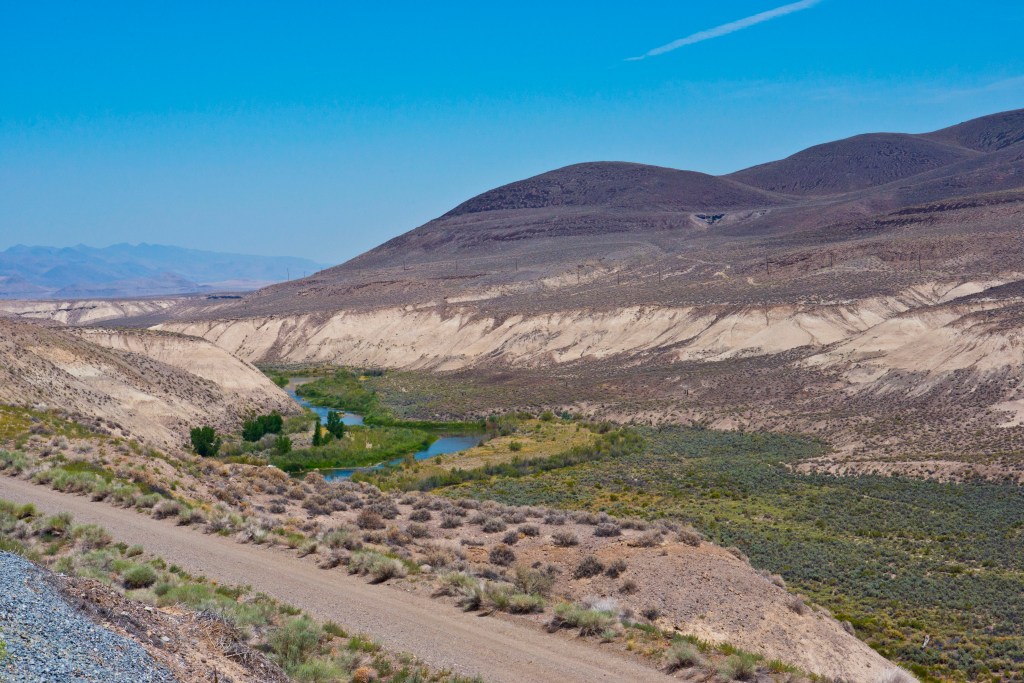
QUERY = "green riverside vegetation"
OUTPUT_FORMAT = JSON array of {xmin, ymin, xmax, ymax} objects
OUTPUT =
[
  {"xmin": 295, "ymin": 369, "xmax": 482, "ymax": 432},
  {"xmin": 270, "ymin": 425, "xmax": 436, "ymax": 473}
]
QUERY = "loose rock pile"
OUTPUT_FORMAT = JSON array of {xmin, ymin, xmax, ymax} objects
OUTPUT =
[{"xmin": 0, "ymin": 552, "xmax": 177, "ymax": 683}]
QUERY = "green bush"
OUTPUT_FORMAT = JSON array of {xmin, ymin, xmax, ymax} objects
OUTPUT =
[
  {"xmin": 482, "ymin": 583, "xmax": 545, "ymax": 614},
  {"xmin": 73, "ymin": 524, "xmax": 112, "ymax": 550},
  {"xmin": 123, "ymin": 564, "xmax": 158, "ymax": 589},
  {"xmin": 0, "ymin": 450, "xmax": 28, "ymax": 474},
  {"xmin": 718, "ymin": 653, "xmax": 758, "ymax": 681},
  {"xmin": 267, "ymin": 616, "xmax": 323, "ymax": 671},
  {"xmin": 290, "ymin": 658, "xmax": 347, "ymax": 682},
  {"xmin": 189, "ymin": 426, "xmax": 221, "ymax": 457},
  {"xmin": 349, "ymin": 550, "xmax": 407, "ymax": 583},
  {"xmin": 550, "ymin": 602, "xmax": 617, "ymax": 636}
]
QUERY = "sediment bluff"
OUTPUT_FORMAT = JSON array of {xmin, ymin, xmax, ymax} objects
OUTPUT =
[{"xmin": 0, "ymin": 319, "xmax": 295, "ymax": 448}]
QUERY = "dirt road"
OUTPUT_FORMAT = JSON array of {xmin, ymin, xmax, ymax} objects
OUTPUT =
[{"xmin": 0, "ymin": 476, "xmax": 665, "ymax": 683}]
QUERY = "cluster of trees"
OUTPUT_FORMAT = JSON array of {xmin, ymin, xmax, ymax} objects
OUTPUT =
[
  {"xmin": 242, "ymin": 413, "xmax": 284, "ymax": 442},
  {"xmin": 190, "ymin": 412, "xmax": 291, "ymax": 458},
  {"xmin": 311, "ymin": 410, "xmax": 345, "ymax": 447}
]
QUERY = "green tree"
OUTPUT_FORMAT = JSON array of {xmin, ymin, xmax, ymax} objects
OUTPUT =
[
  {"xmin": 189, "ymin": 426, "xmax": 221, "ymax": 457},
  {"xmin": 311, "ymin": 416, "xmax": 322, "ymax": 447},
  {"xmin": 274, "ymin": 434, "xmax": 292, "ymax": 455},
  {"xmin": 326, "ymin": 410, "xmax": 345, "ymax": 439}
]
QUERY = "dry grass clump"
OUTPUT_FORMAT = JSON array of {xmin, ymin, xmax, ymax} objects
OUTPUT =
[
  {"xmin": 604, "ymin": 558, "xmax": 627, "ymax": 578},
  {"xmin": 481, "ymin": 583, "xmax": 545, "ymax": 614},
  {"xmin": 725, "ymin": 546, "xmax": 749, "ymax": 563},
  {"xmin": 593, "ymin": 523, "xmax": 621, "ymax": 537},
  {"xmin": 73, "ymin": 523, "xmax": 112, "ymax": 550},
  {"xmin": 177, "ymin": 507, "xmax": 205, "ymax": 526},
  {"xmin": 151, "ymin": 499, "xmax": 181, "ymax": 520},
  {"xmin": 502, "ymin": 510, "xmax": 527, "ymax": 524},
  {"xmin": 548, "ymin": 602, "xmax": 617, "ymax": 636},
  {"xmin": 348, "ymin": 550, "xmax": 408, "ymax": 583},
  {"xmin": 435, "ymin": 571, "xmax": 479, "ymax": 597},
  {"xmin": 406, "ymin": 523, "xmax": 431, "ymax": 539},
  {"xmin": 787, "ymin": 595, "xmax": 810, "ymax": 616},
  {"xmin": 877, "ymin": 669, "xmax": 919, "ymax": 683},
  {"xmin": 677, "ymin": 527, "xmax": 703, "ymax": 547},
  {"xmin": 665, "ymin": 641, "xmax": 705, "ymax": 671},
  {"xmin": 718, "ymin": 653, "xmax": 758, "ymax": 681},
  {"xmin": 629, "ymin": 530, "xmax": 662, "ymax": 548},
  {"xmin": 544, "ymin": 512, "xmax": 567, "ymax": 525},
  {"xmin": 512, "ymin": 565, "xmax": 556, "ymax": 597},
  {"xmin": 322, "ymin": 526, "xmax": 362, "ymax": 551}
]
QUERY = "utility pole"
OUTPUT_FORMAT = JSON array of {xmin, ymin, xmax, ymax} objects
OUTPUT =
[
  {"xmin": 918, "ymin": 252, "xmax": 922, "ymax": 273},
  {"xmin": 829, "ymin": 252, "xmax": 834, "ymax": 268},
  {"xmin": 765, "ymin": 255, "xmax": 770, "ymax": 276}
]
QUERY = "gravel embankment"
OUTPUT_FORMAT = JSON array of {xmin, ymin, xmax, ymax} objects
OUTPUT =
[{"xmin": 0, "ymin": 552, "xmax": 177, "ymax": 683}]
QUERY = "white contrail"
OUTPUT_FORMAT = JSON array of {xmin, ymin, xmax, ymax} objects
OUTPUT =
[{"xmin": 629, "ymin": 0, "xmax": 823, "ymax": 60}]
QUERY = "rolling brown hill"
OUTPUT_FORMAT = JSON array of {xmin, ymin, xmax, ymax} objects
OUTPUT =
[
  {"xmin": 725, "ymin": 133, "xmax": 980, "ymax": 195},
  {"xmin": 11, "ymin": 108, "xmax": 1024, "ymax": 480},
  {"xmin": 133, "ymin": 107, "xmax": 1022, "ymax": 319}
]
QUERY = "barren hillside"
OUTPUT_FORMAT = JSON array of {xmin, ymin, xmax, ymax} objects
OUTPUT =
[{"xmin": 0, "ymin": 319, "xmax": 295, "ymax": 447}]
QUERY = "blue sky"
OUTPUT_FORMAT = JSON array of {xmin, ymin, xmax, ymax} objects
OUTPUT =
[{"xmin": 2, "ymin": 1, "xmax": 1023, "ymax": 263}]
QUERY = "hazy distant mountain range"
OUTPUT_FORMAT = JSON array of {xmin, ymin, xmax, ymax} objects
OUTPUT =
[{"xmin": 0, "ymin": 243, "xmax": 329, "ymax": 299}]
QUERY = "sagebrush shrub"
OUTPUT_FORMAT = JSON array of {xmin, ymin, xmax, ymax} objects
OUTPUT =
[
  {"xmin": 573, "ymin": 555, "xmax": 604, "ymax": 579},
  {"xmin": 551, "ymin": 531, "xmax": 578, "ymax": 547},
  {"xmin": 123, "ymin": 564, "xmax": 157, "ymax": 589},
  {"xmin": 665, "ymin": 641, "xmax": 705, "ymax": 671},
  {"xmin": 488, "ymin": 544, "xmax": 516, "ymax": 567}
]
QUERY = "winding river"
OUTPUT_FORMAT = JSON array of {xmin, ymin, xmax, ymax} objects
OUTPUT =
[{"xmin": 285, "ymin": 384, "xmax": 483, "ymax": 481}]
